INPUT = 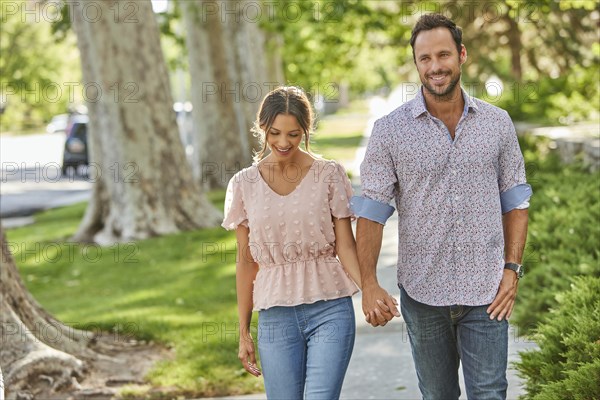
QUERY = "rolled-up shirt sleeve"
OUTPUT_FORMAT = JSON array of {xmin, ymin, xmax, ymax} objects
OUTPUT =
[
  {"xmin": 350, "ymin": 118, "xmax": 397, "ymax": 225},
  {"xmin": 498, "ymin": 113, "xmax": 533, "ymax": 213}
]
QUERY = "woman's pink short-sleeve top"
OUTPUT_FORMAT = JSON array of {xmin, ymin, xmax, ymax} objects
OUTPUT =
[{"xmin": 222, "ymin": 158, "xmax": 359, "ymax": 311}]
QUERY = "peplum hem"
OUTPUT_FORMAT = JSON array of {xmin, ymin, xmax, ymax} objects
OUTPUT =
[{"xmin": 252, "ymin": 256, "xmax": 359, "ymax": 311}]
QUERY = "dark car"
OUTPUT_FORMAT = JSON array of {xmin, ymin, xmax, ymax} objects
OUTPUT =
[{"xmin": 62, "ymin": 115, "xmax": 89, "ymax": 175}]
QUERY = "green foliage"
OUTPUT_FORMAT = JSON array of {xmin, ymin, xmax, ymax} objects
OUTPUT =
[
  {"xmin": 261, "ymin": 1, "xmax": 410, "ymax": 95},
  {"xmin": 511, "ymin": 135, "xmax": 600, "ymax": 333},
  {"xmin": 516, "ymin": 276, "xmax": 600, "ymax": 400},
  {"xmin": 260, "ymin": 0, "xmax": 599, "ymax": 123},
  {"xmin": 0, "ymin": 0, "xmax": 82, "ymax": 133},
  {"xmin": 496, "ymin": 66, "xmax": 600, "ymax": 124},
  {"xmin": 4, "ymin": 0, "xmax": 599, "ymax": 132}
]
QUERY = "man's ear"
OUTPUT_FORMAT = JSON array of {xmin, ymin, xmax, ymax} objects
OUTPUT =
[{"xmin": 459, "ymin": 45, "xmax": 467, "ymax": 65}]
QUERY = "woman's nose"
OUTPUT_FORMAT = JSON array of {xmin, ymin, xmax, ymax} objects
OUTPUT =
[{"xmin": 276, "ymin": 138, "xmax": 290, "ymax": 146}]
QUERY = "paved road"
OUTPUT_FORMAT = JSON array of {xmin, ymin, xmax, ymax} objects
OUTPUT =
[{"xmin": 0, "ymin": 133, "xmax": 91, "ymax": 225}]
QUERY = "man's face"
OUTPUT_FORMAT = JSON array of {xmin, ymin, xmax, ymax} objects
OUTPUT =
[{"xmin": 413, "ymin": 27, "xmax": 466, "ymax": 99}]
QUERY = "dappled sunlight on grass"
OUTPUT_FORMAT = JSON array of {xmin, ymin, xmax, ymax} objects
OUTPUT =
[{"xmin": 6, "ymin": 194, "xmax": 262, "ymax": 396}]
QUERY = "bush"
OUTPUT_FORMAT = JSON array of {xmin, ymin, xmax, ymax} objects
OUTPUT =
[
  {"xmin": 511, "ymin": 135, "xmax": 600, "ymax": 332},
  {"xmin": 497, "ymin": 65, "xmax": 600, "ymax": 124},
  {"xmin": 516, "ymin": 276, "xmax": 600, "ymax": 400}
]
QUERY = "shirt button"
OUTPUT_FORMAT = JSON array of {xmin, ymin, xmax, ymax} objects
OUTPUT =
[
  {"xmin": 455, "ymin": 195, "xmax": 461, "ymax": 201},
  {"xmin": 457, "ymin": 247, "xmax": 462, "ymax": 251},
  {"xmin": 451, "ymin": 169, "xmax": 457, "ymax": 175}
]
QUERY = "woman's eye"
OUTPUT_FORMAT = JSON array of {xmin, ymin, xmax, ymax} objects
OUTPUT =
[
  {"xmin": 289, "ymin": 134, "xmax": 299, "ymax": 138},
  {"xmin": 269, "ymin": 131, "xmax": 279, "ymax": 136}
]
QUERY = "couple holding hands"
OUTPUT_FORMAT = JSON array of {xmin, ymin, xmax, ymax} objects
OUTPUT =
[{"xmin": 222, "ymin": 13, "xmax": 531, "ymax": 400}]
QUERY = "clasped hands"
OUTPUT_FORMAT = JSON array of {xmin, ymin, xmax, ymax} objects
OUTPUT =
[{"xmin": 362, "ymin": 282, "xmax": 401, "ymax": 327}]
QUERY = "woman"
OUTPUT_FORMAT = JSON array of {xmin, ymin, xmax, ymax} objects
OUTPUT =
[{"xmin": 222, "ymin": 86, "xmax": 363, "ymax": 399}]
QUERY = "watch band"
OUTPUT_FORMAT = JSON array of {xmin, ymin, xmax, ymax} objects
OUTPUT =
[{"xmin": 504, "ymin": 262, "xmax": 524, "ymax": 279}]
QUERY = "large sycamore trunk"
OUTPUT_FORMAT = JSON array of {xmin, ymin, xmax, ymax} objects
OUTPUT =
[
  {"xmin": 182, "ymin": 0, "xmax": 281, "ymax": 189},
  {"xmin": 0, "ymin": 224, "xmax": 85, "ymax": 397},
  {"xmin": 69, "ymin": 0, "xmax": 221, "ymax": 244}
]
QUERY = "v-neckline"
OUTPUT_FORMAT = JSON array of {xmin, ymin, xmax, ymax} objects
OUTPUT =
[{"xmin": 257, "ymin": 159, "xmax": 317, "ymax": 197}]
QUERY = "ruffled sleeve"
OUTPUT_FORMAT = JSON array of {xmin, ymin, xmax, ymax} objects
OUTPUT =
[
  {"xmin": 221, "ymin": 174, "xmax": 249, "ymax": 230},
  {"xmin": 327, "ymin": 161, "xmax": 354, "ymax": 219}
]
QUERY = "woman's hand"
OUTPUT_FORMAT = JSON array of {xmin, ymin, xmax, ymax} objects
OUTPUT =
[{"xmin": 238, "ymin": 334, "xmax": 261, "ymax": 377}]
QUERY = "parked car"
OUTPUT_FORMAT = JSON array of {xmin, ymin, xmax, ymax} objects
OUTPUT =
[
  {"xmin": 46, "ymin": 113, "xmax": 69, "ymax": 134},
  {"xmin": 62, "ymin": 115, "xmax": 89, "ymax": 175}
]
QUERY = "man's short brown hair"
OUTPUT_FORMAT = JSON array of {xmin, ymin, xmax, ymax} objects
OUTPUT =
[{"xmin": 410, "ymin": 13, "xmax": 463, "ymax": 61}]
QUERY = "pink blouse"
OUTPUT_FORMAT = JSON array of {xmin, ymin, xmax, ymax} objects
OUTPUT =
[{"xmin": 222, "ymin": 158, "xmax": 359, "ymax": 311}]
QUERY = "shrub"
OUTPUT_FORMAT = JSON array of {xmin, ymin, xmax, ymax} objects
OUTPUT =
[
  {"xmin": 516, "ymin": 276, "xmax": 600, "ymax": 400},
  {"xmin": 511, "ymin": 136, "xmax": 600, "ymax": 333}
]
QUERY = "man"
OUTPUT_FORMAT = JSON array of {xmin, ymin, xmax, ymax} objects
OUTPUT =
[{"xmin": 351, "ymin": 13, "xmax": 531, "ymax": 400}]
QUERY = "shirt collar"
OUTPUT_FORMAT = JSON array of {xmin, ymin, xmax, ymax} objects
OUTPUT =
[{"xmin": 411, "ymin": 86, "xmax": 478, "ymax": 119}]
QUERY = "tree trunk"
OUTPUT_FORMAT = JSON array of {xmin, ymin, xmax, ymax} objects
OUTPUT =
[
  {"xmin": 503, "ymin": 14, "xmax": 523, "ymax": 82},
  {"xmin": 182, "ymin": 0, "xmax": 274, "ymax": 189},
  {"xmin": 1, "ymin": 365, "xmax": 4, "ymax": 400},
  {"xmin": 264, "ymin": 32, "xmax": 285, "ymax": 87},
  {"xmin": 68, "ymin": 0, "xmax": 221, "ymax": 243},
  {"xmin": 0, "ymin": 224, "xmax": 85, "ymax": 397}
]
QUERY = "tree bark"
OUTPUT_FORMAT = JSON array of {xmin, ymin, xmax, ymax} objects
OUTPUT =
[
  {"xmin": 0, "ymin": 224, "xmax": 85, "ymax": 397},
  {"xmin": 503, "ymin": 14, "xmax": 523, "ymax": 82},
  {"xmin": 68, "ymin": 0, "xmax": 221, "ymax": 243},
  {"xmin": 182, "ymin": 0, "xmax": 274, "ymax": 189},
  {"xmin": 1, "ymin": 364, "xmax": 4, "ymax": 400}
]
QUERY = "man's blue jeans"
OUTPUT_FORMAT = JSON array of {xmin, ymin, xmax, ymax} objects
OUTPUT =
[
  {"xmin": 400, "ymin": 286, "xmax": 508, "ymax": 400},
  {"xmin": 257, "ymin": 296, "xmax": 355, "ymax": 399}
]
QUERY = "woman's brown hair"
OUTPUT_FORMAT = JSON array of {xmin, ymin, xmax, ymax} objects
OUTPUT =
[{"xmin": 253, "ymin": 86, "xmax": 314, "ymax": 163}]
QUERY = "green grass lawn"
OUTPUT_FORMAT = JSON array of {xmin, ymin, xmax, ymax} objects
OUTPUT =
[
  {"xmin": 7, "ymin": 105, "xmax": 369, "ymax": 398},
  {"xmin": 311, "ymin": 104, "xmax": 369, "ymax": 165},
  {"xmin": 8, "ymin": 192, "xmax": 263, "ymax": 397}
]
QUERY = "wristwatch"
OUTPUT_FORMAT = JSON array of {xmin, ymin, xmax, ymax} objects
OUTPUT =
[{"xmin": 504, "ymin": 262, "xmax": 524, "ymax": 279}]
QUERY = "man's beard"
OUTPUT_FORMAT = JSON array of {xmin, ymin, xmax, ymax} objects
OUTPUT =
[{"xmin": 422, "ymin": 70, "xmax": 461, "ymax": 101}]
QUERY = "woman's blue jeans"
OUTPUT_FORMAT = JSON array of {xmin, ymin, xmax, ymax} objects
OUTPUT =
[
  {"xmin": 257, "ymin": 296, "xmax": 355, "ymax": 399},
  {"xmin": 400, "ymin": 286, "xmax": 509, "ymax": 400}
]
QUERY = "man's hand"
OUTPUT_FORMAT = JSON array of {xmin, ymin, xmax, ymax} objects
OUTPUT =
[
  {"xmin": 487, "ymin": 269, "xmax": 519, "ymax": 321},
  {"xmin": 362, "ymin": 282, "xmax": 400, "ymax": 327}
]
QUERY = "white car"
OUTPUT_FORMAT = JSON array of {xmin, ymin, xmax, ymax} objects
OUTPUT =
[{"xmin": 46, "ymin": 114, "xmax": 69, "ymax": 134}]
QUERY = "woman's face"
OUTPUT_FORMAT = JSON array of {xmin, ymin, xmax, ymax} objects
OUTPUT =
[{"xmin": 266, "ymin": 113, "xmax": 304, "ymax": 161}]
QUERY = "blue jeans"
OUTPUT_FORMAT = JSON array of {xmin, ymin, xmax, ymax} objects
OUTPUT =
[
  {"xmin": 257, "ymin": 296, "xmax": 355, "ymax": 399},
  {"xmin": 400, "ymin": 286, "xmax": 508, "ymax": 400}
]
